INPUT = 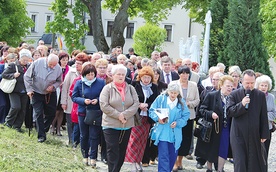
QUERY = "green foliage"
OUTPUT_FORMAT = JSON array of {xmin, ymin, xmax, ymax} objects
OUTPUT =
[
  {"xmin": 183, "ymin": 0, "xmax": 211, "ymax": 24},
  {"xmin": 223, "ymin": 0, "xmax": 274, "ymax": 85},
  {"xmin": 46, "ymin": 0, "xmax": 89, "ymax": 53},
  {"xmin": 133, "ymin": 23, "xmax": 166, "ymax": 57},
  {"xmin": 0, "ymin": 125, "xmax": 85, "ymax": 171},
  {"xmin": 103, "ymin": 0, "xmax": 183, "ymax": 24},
  {"xmin": 209, "ymin": 0, "xmax": 228, "ymax": 67},
  {"xmin": 0, "ymin": 0, "xmax": 34, "ymax": 47},
  {"xmin": 260, "ymin": 0, "xmax": 276, "ymax": 58}
]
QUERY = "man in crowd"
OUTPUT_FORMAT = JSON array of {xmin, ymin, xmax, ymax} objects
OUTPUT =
[
  {"xmin": 159, "ymin": 56, "xmax": 179, "ymax": 84},
  {"xmin": 24, "ymin": 54, "xmax": 62, "ymax": 143},
  {"xmin": 227, "ymin": 69, "xmax": 269, "ymax": 172}
]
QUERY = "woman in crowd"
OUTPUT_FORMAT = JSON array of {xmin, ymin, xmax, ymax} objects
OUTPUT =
[
  {"xmin": 51, "ymin": 52, "xmax": 69, "ymax": 136},
  {"xmin": 99, "ymin": 64, "xmax": 139, "ymax": 172},
  {"xmin": 172, "ymin": 66, "xmax": 200, "ymax": 171},
  {"xmin": 95, "ymin": 58, "xmax": 113, "ymax": 163},
  {"xmin": 61, "ymin": 52, "xmax": 88, "ymax": 145},
  {"xmin": 0, "ymin": 61, "xmax": 6, "ymax": 123},
  {"xmin": 228, "ymin": 66, "xmax": 242, "ymax": 90},
  {"xmin": 141, "ymin": 68, "xmax": 167, "ymax": 167},
  {"xmin": 255, "ymin": 75, "xmax": 276, "ymax": 155},
  {"xmin": 72, "ymin": 64, "xmax": 105, "ymax": 168},
  {"xmin": 195, "ymin": 75, "xmax": 234, "ymax": 172},
  {"xmin": 125, "ymin": 66, "xmax": 159, "ymax": 171},
  {"xmin": 149, "ymin": 82, "xmax": 190, "ymax": 172},
  {"xmin": 32, "ymin": 50, "xmax": 42, "ymax": 61},
  {"xmin": 0, "ymin": 46, "xmax": 9, "ymax": 64},
  {"xmin": 153, "ymin": 68, "xmax": 168, "ymax": 93},
  {"xmin": 2, "ymin": 49, "xmax": 32, "ymax": 132}
]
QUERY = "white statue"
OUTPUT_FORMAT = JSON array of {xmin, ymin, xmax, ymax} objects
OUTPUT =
[
  {"xmin": 179, "ymin": 38, "xmax": 185, "ymax": 59},
  {"xmin": 190, "ymin": 35, "xmax": 201, "ymax": 64}
]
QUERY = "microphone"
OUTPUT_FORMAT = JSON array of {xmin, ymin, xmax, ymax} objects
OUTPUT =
[{"xmin": 245, "ymin": 89, "xmax": 251, "ymax": 110}]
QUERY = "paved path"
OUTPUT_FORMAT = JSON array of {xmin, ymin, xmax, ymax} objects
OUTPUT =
[{"xmin": 88, "ymin": 133, "xmax": 276, "ymax": 172}]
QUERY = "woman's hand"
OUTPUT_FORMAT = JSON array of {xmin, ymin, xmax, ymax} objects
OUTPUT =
[
  {"xmin": 91, "ymin": 99, "xmax": 98, "ymax": 105},
  {"xmin": 61, "ymin": 104, "xmax": 67, "ymax": 110},
  {"xmin": 84, "ymin": 99, "xmax": 91, "ymax": 105},
  {"xmin": 14, "ymin": 72, "xmax": 20, "ymax": 78},
  {"xmin": 212, "ymin": 112, "xmax": 218, "ymax": 120},
  {"xmin": 170, "ymin": 121, "xmax": 177, "ymax": 128},
  {"xmin": 119, "ymin": 113, "xmax": 127, "ymax": 124},
  {"xmin": 139, "ymin": 103, "xmax": 148, "ymax": 111}
]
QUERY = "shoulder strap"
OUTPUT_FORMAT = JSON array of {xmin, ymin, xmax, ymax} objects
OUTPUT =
[{"xmin": 15, "ymin": 64, "xmax": 18, "ymax": 73}]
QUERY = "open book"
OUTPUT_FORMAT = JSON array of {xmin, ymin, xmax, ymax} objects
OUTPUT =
[{"xmin": 154, "ymin": 108, "xmax": 169, "ymax": 123}]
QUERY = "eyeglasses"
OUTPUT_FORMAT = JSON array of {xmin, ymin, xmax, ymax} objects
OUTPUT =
[
  {"xmin": 231, "ymin": 75, "xmax": 239, "ymax": 78},
  {"xmin": 98, "ymin": 67, "xmax": 107, "ymax": 70}
]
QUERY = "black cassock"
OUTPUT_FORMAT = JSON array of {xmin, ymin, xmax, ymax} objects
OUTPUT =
[{"xmin": 227, "ymin": 88, "xmax": 269, "ymax": 172}]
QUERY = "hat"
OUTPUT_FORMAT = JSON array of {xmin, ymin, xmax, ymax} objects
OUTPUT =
[{"xmin": 19, "ymin": 49, "xmax": 32, "ymax": 59}]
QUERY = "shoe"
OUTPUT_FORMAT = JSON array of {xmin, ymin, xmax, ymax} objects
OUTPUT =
[
  {"xmin": 172, "ymin": 167, "xmax": 178, "ymax": 172},
  {"xmin": 149, "ymin": 160, "xmax": 156, "ymax": 165},
  {"xmin": 15, "ymin": 128, "xmax": 24, "ymax": 133},
  {"xmin": 83, "ymin": 158, "xmax": 88, "ymax": 166},
  {"xmin": 4, "ymin": 122, "xmax": 12, "ymax": 128},
  {"xmin": 196, "ymin": 163, "xmax": 203, "ymax": 169},
  {"xmin": 206, "ymin": 169, "xmax": 212, "ymax": 172},
  {"xmin": 90, "ymin": 159, "xmax": 96, "ymax": 168},
  {"xmin": 56, "ymin": 132, "xmax": 62, "ymax": 136},
  {"xmin": 141, "ymin": 163, "xmax": 149, "ymax": 167},
  {"xmin": 101, "ymin": 159, "xmax": 107, "ymax": 164},
  {"xmin": 178, "ymin": 166, "xmax": 183, "ymax": 170},
  {"xmin": 38, "ymin": 137, "xmax": 46, "ymax": 143},
  {"xmin": 186, "ymin": 154, "xmax": 193, "ymax": 160},
  {"xmin": 228, "ymin": 158, "xmax": 234, "ymax": 163},
  {"xmin": 136, "ymin": 163, "xmax": 143, "ymax": 172}
]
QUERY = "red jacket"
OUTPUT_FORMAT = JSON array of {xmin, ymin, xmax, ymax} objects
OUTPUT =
[{"xmin": 69, "ymin": 76, "xmax": 81, "ymax": 123}]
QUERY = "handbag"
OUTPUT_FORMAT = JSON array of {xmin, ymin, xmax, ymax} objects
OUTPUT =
[
  {"xmin": 84, "ymin": 108, "xmax": 102, "ymax": 126},
  {"xmin": 194, "ymin": 117, "xmax": 213, "ymax": 143},
  {"xmin": 134, "ymin": 111, "xmax": 142, "ymax": 126},
  {"xmin": 0, "ymin": 65, "xmax": 18, "ymax": 93},
  {"xmin": 81, "ymin": 82, "xmax": 102, "ymax": 126}
]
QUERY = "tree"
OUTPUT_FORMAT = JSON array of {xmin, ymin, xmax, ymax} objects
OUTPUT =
[
  {"xmin": 223, "ymin": 0, "xmax": 274, "ymax": 82},
  {"xmin": 132, "ymin": 23, "xmax": 167, "ymax": 57},
  {"xmin": 47, "ymin": 0, "xmax": 184, "ymax": 54},
  {"xmin": 183, "ymin": 0, "xmax": 211, "ymax": 24},
  {"xmin": 209, "ymin": 0, "xmax": 228, "ymax": 67},
  {"xmin": 260, "ymin": 0, "xmax": 276, "ymax": 58},
  {"xmin": 0, "ymin": 0, "xmax": 34, "ymax": 47},
  {"xmin": 46, "ymin": 0, "xmax": 88, "ymax": 53}
]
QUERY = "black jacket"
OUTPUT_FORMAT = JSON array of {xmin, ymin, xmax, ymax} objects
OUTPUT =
[{"xmin": 2, "ymin": 60, "xmax": 30, "ymax": 93}]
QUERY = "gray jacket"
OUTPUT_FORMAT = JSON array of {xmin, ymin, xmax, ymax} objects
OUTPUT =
[{"xmin": 24, "ymin": 58, "xmax": 62, "ymax": 94}]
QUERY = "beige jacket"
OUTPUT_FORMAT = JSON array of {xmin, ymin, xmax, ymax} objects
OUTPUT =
[
  {"xmin": 100, "ymin": 82, "xmax": 139, "ymax": 129},
  {"xmin": 60, "ymin": 67, "xmax": 79, "ymax": 114},
  {"xmin": 172, "ymin": 80, "xmax": 200, "ymax": 119}
]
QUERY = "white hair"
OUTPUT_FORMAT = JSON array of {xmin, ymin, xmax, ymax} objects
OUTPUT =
[
  {"xmin": 47, "ymin": 53, "xmax": 59, "ymax": 63},
  {"xmin": 19, "ymin": 49, "xmax": 32, "ymax": 59},
  {"xmin": 111, "ymin": 64, "xmax": 127, "ymax": 75},
  {"xmin": 255, "ymin": 75, "xmax": 272, "ymax": 91}
]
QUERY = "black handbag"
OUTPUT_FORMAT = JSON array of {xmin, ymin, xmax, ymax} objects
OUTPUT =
[
  {"xmin": 84, "ymin": 108, "xmax": 102, "ymax": 126},
  {"xmin": 194, "ymin": 118, "xmax": 213, "ymax": 143}
]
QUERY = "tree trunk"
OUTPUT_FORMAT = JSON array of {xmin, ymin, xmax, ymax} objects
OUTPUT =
[
  {"xmin": 82, "ymin": 0, "xmax": 109, "ymax": 54},
  {"xmin": 110, "ymin": 0, "xmax": 132, "ymax": 50}
]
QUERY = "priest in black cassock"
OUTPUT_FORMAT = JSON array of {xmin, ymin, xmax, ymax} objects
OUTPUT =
[{"xmin": 227, "ymin": 69, "xmax": 269, "ymax": 172}]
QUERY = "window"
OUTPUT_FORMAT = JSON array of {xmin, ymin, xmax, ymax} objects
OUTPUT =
[
  {"xmin": 88, "ymin": 20, "xmax": 93, "ymax": 36},
  {"xmin": 164, "ymin": 25, "xmax": 172, "ymax": 42},
  {"xmin": 46, "ymin": 15, "xmax": 52, "ymax": 22},
  {"xmin": 106, "ymin": 21, "xmax": 114, "ymax": 37},
  {"xmin": 126, "ymin": 23, "xmax": 134, "ymax": 39},
  {"xmin": 31, "ymin": 14, "xmax": 37, "ymax": 32}
]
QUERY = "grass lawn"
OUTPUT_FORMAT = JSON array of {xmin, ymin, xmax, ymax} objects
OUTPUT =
[{"xmin": 0, "ymin": 124, "xmax": 86, "ymax": 171}]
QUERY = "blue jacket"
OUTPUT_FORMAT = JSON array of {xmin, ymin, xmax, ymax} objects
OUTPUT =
[
  {"xmin": 149, "ymin": 94, "xmax": 190, "ymax": 150},
  {"xmin": 72, "ymin": 78, "xmax": 105, "ymax": 114}
]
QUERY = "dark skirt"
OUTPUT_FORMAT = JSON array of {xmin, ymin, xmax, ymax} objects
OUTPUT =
[{"xmin": 178, "ymin": 119, "xmax": 194, "ymax": 156}]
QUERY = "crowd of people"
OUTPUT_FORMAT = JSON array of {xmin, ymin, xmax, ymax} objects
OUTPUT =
[{"xmin": 0, "ymin": 40, "xmax": 275, "ymax": 172}]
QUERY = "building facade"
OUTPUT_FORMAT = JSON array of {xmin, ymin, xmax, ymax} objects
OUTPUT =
[{"xmin": 26, "ymin": 0, "xmax": 204, "ymax": 59}]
